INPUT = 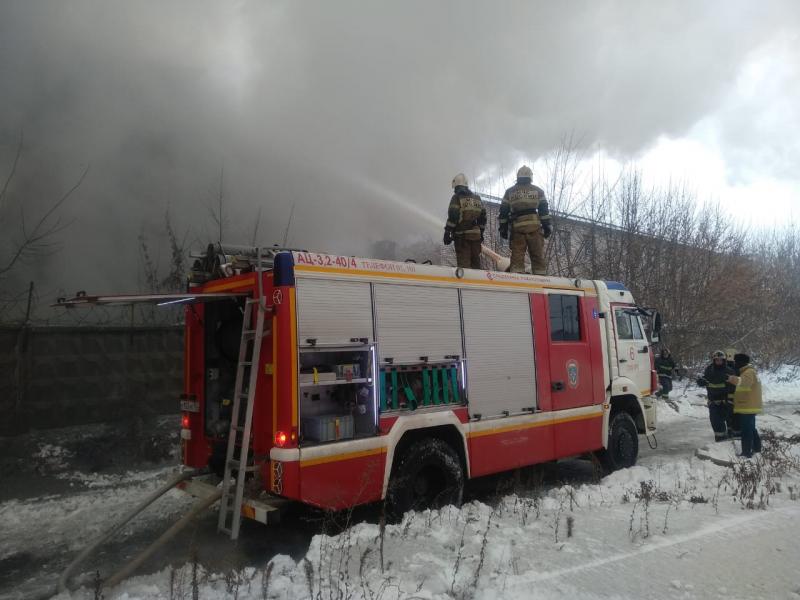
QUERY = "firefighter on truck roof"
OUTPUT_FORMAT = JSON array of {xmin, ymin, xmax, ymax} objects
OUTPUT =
[
  {"xmin": 499, "ymin": 165, "xmax": 552, "ymax": 274},
  {"xmin": 443, "ymin": 172, "xmax": 487, "ymax": 269}
]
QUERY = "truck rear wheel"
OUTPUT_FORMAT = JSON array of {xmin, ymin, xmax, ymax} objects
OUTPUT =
[
  {"xmin": 599, "ymin": 411, "xmax": 639, "ymax": 471},
  {"xmin": 386, "ymin": 438, "xmax": 464, "ymax": 520}
]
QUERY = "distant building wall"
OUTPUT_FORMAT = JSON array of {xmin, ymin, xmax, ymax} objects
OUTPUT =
[{"xmin": 0, "ymin": 326, "xmax": 182, "ymax": 436}]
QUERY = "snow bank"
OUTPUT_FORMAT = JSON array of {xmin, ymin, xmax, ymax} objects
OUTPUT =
[
  {"xmin": 54, "ymin": 439, "xmax": 800, "ymax": 600},
  {"xmin": 18, "ymin": 374, "xmax": 800, "ymax": 599}
]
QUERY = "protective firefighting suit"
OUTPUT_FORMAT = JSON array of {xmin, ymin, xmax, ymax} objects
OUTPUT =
[
  {"xmin": 499, "ymin": 167, "xmax": 551, "ymax": 274},
  {"xmin": 724, "ymin": 348, "xmax": 741, "ymax": 437},
  {"xmin": 444, "ymin": 176, "xmax": 486, "ymax": 270},
  {"xmin": 697, "ymin": 356, "xmax": 736, "ymax": 442}
]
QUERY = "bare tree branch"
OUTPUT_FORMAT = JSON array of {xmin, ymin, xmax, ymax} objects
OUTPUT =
[
  {"xmin": 282, "ymin": 201, "xmax": 295, "ymax": 247},
  {"xmin": 251, "ymin": 205, "xmax": 263, "ymax": 246},
  {"xmin": 0, "ymin": 163, "xmax": 89, "ymax": 277},
  {"xmin": 0, "ymin": 131, "xmax": 23, "ymax": 216}
]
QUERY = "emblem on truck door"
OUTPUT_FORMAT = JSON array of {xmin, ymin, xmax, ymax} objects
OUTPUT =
[{"xmin": 566, "ymin": 359, "xmax": 579, "ymax": 389}]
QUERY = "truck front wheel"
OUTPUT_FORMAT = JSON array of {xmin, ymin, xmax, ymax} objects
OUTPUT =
[
  {"xmin": 599, "ymin": 411, "xmax": 639, "ymax": 471},
  {"xmin": 386, "ymin": 438, "xmax": 464, "ymax": 520}
]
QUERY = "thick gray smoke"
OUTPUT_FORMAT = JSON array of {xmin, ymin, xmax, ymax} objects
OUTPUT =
[{"xmin": 0, "ymin": 0, "xmax": 798, "ymax": 300}]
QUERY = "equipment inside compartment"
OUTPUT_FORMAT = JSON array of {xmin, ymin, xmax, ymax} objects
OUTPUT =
[{"xmin": 299, "ymin": 347, "xmax": 376, "ymax": 443}]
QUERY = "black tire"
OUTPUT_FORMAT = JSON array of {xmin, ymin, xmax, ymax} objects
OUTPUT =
[
  {"xmin": 386, "ymin": 438, "xmax": 464, "ymax": 520},
  {"xmin": 599, "ymin": 411, "xmax": 639, "ymax": 471}
]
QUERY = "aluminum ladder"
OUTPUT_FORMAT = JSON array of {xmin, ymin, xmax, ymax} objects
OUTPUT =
[{"xmin": 217, "ymin": 286, "xmax": 271, "ymax": 539}]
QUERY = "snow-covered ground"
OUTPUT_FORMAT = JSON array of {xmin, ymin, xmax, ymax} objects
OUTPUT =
[{"xmin": 3, "ymin": 373, "xmax": 800, "ymax": 600}]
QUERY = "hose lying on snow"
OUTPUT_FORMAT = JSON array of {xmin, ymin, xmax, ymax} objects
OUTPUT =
[
  {"xmin": 103, "ymin": 488, "xmax": 222, "ymax": 589},
  {"xmin": 56, "ymin": 467, "xmax": 209, "ymax": 595}
]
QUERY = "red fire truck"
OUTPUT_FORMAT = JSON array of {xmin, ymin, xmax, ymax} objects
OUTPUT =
[{"xmin": 60, "ymin": 244, "xmax": 660, "ymax": 540}]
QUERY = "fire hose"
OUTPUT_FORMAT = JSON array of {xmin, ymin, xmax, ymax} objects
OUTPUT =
[
  {"xmin": 480, "ymin": 245, "xmax": 511, "ymax": 272},
  {"xmin": 55, "ymin": 467, "xmax": 212, "ymax": 595}
]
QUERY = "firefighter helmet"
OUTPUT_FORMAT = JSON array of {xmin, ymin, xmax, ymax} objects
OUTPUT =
[
  {"xmin": 712, "ymin": 350, "xmax": 726, "ymax": 360},
  {"xmin": 725, "ymin": 348, "xmax": 736, "ymax": 361},
  {"xmin": 452, "ymin": 173, "xmax": 468, "ymax": 188},
  {"xmin": 517, "ymin": 165, "xmax": 533, "ymax": 179}
]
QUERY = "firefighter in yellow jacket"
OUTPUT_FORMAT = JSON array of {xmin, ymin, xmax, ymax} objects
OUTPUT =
[
  {"xmin": 499, "ymin": 166, "xmax": 552, "ymax": 274},
  {"xmin": 727, "ymin": 353, "xmax": 762, "ymax": 458},
  {"xmin": 443, "ymin": 173, "xmax": 487, "ymax": 269}
]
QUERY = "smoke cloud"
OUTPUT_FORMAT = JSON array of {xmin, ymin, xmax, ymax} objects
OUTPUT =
[{"xmin": 1, "ymin": 0, "xmax": 798, "ymax": 299}]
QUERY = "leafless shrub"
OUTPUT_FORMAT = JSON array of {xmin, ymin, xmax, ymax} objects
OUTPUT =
[
  {"xmin": 191, "ymin": 551, "xmax": 200, "ymax": 600},
  {"xmin": 470, "ymin": 508, "xmax": 495, "ymax": 591},
  {"xmin": 302, "ymin": 558, "xmax": 315, "ymax": 599},
  {"xmin": 92, "ymin": 570, "xmax": 104, "ymax": 600},
  {"xmin": 169, "ymin": 566, "xmax": 176, "ymax": 600},
  {"xmin": 260, "ymin": 561, "xmax": 275, "ymax": 600},
  {"xmin": 378, "ymin": 509, "xmax": 386, "ymax": 573},
  {"xmin": 552, "ymin": 492, "xmax": 567, "ymax": 543},
  {"xmin": 726, "ymin": 459, "xmax": 768, "ymax": 510},
  {"xmin": 721, "ymin": 430, "xmax": 800, "ymax": 509},
  {"xmin": 512, "ymin": 494, "xmax": 541, "ymax": 527},
  {"xmin": 449, "ymin": 519, "xmax": 470, "ymax": 596},
  {"xmin": 628, "ymin": 480, "xmax": 667, "ymax": 540},
  {"xmin": 223, "ymin": 568, "xmax": 242, "ymax": 599}
]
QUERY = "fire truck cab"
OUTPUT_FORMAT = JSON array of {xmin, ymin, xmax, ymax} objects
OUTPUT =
[{"xmin": 179, "ymin": 247, "xmax": 660, "ymax": 519}]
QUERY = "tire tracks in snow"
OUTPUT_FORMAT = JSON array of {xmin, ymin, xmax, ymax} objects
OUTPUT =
[{"xmin": 509, "ymin": 504, "xmax": 800, "ymax": 586}]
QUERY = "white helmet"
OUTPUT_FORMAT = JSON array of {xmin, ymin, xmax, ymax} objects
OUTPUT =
[
  {"xmin": 517, "ymin": 165, "xmax": 533, "ymax": 179},
  {"xmin": 452, "ymin": 173, "xmax": 468, "ymax": 188}
]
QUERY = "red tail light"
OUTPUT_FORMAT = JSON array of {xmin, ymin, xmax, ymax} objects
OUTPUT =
[
  {"xmin": 275, "ymin": 431, "xmax": 288, "ymax": 447},
  {"xmin": 181, "ymin": 414, "xmax": 191, "ymax": 429},
  {"xmin": 649, "ymin": 347, "xmax": 657, "ymax": 394}
]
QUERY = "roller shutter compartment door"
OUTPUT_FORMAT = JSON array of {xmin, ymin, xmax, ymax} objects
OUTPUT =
[
  {"xmin": 461, "ymin": 289, "xmax": 536, "ymax": 417},
  {"xmin": 374, "ymin": 284, "xmax": 462, "ymax": 364},
  {"xmin": 296, "ymin": 278, "xmax": 373, "ymax": 345}
]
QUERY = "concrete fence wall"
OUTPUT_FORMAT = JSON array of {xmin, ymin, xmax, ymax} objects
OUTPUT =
[{"xmin": 0, "ymin": 326, "xmax": 183, "ymax": 436}]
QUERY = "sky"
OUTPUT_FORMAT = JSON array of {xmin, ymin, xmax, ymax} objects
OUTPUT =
[{"xmin": 1, "ymin": 0, "xmax": 799, "ymax": 298}]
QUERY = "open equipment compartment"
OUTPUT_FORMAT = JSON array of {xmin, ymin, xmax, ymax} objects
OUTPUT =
[{"xmin": 298, "ymin": 343, "xmax": 378, "ymax": 445}]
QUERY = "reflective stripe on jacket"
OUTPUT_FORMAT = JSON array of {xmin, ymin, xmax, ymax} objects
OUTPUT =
[
  {"xmin": 499, "ymin": 182, "xmax": 550, "ymax": 233},
  {"xmin": 446, "ymin": 190, "xmax": 486, "ymax": 239},
  {"xmin": 655, "ymin": 356, "xmax": 675, "ymax": 376},
  {"xmin": 703, "ymin": 363, "xmax": 735, "ymax": 404}
]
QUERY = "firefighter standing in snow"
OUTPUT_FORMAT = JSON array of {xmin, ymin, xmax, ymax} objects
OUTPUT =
[
  {"xmin": 654, "ymin": 348, "xmax": 676, "ymax": 398},
  {"xmin": 728, "ymin": 353, "xmax": 762, "ymax": 458},
  {"xmin": 697, "ymin": 350, "xmax": 736, "ymax": 442},
  {"xmin": 443, "ymin": 173, "xmax": 486, "ymax": 269},
  {"xmin": 724, "ymin": 347, "xmax": 741, "ymax": 437},
  {"xmin": 499, "ymin": 166, "xmax": 552, "ymax": 274}
]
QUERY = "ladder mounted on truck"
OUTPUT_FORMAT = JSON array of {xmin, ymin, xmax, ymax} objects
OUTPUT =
[{"xmin": 217, "ymin": 248, "xmax": 272, "ymax": 540}]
